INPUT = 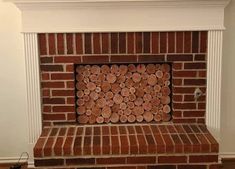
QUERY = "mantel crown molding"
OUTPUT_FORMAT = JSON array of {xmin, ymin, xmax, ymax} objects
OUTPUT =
[
  {"xmin": 6, "ymin": 0, "xmax": 230, "ymax": 9},
  {"xmin": 6, "ymin": 0, "xmax": 231, "ymax": 34}
]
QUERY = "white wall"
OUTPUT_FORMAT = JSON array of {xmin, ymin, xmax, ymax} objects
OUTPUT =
[
  {"xmin": 0, "ymin": 0, "xmax": 235, "ymax": 161},
  {"xmin": 221, "ymin": 0, "xmax": 235, "ymax": 156},
  {"xmin": 0, "ymin": 0, "xmax": 28, "ymax": 159}
]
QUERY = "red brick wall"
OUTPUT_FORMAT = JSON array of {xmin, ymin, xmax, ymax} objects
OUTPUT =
[{"xmin": 39, "ymin": 32, "xmax": 207, "ymax": 126}]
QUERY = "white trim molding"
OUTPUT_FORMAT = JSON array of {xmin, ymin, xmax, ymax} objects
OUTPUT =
[
  {"xmin": 0, "ymin": 156, "xmax": 29, "ymax": 164},
  {"xmin": 6, "ymin": 0, "xmax": 230, "ymax": 32},
  {"xmin": 24, "ymin": 33, "xmax": 42, "ymax": 167},
  {"xmin": 220, "ymin": 152, "xmax": 235, "ymax": 159},
  {"xmin": 206, "ymin": 30, "xmax": 223, "ymax": 140}
]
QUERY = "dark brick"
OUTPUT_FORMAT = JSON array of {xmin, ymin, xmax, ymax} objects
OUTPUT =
[
  {"xmin": 119, "ymin": 32, "xmax": 126, "ymax": 53},
  {"xmin": 111, "ymin": 55, "xmax": 137, "ymax": 63},
  {"xmin": 162, "ymin": 134, "xmax": 174, "ymax": 153},
  {"xmin": 171, "ymin": 134, "xmax": 183, "ymax": 153},
  {"xmin": 43, "ymin": 113, "xmax": 66, "ymax": 121},
  {"xmin": 189, "ymin": 155, "xmax": 218, "ymax": 163},
  {"xmin": 83, "ymin": 136, "xmax": 92, "ymax": 155},
  {"xmin": 93, "ymin": 33, "xmax": 101, "ymax": 54},
  {"xmin": 101, "ymin": 33, "xmax": 110, "ymax": 54},
  {"xmin": 51, "ymin": 73, "xmax": 74, "ymax": 80},
  {"xmin": 52, "ymin": 90, "xmax": 74, "ymax": 96},
  {"xmin": 200, "ymin": 31, "xmax": 208, "ymax": 53},
  {"xmin": 127, "ymin": 156, "xmax": 156, "ymax": 164},
  {"xmin": 188, "ymin": 134, "xmax": 201, "ymax": 153},
  {"xmin": 120, "ymin": 135, "xmax": 129, "ymax": 154},
  {"xmin": 50, "ymin": 127, "xmax": 59, "ymax": 136},
  {"xmin": 57, "ymin": 33, "xmax": 64, "ymax": 54},
  {"xmin": 63, "ymin": 137, "xmax": 73, "ymax": 155},
  {"xmin": 151, "ymin": 32, "xmax": 159, "ymax": 53},
  {"xmin": 93, "ymin": 135, "xmax": 101, "ymax": 155},
  {"xmin": 83, "ymin": 55, "xmax": 109, "ymax": 63},
  {"xmin": 158, "ymin": 156, "xmax": 187, "ymax": 163},
  {"xmin": 43, "ymin": 137, "xmax": 55, "ymax": 156},
  {"xmin": 84, "ymin": 33, "xmax": 92, "ymax": 54},
  {"xmin": 160, "ymin": 32, "xmax": 167, "ymax": 53},
  {"xmin": 40, "ymin": 57, "xmax": 53, "ymax": 63},
  {"xmin": 48, "ymin": 34, "xmax": 56, "ymax": 55},
  {"xmin": 192, "ymin": 32, "xmax": 199, "ymax": 53},
  {"xmin": 38, "ymin": 34, "xmax": 47, "ymax": 55},
  {"xmin": 66, "ymin": 158, "xmax": 95, "ymax": 165},
  {"xmin": 173, "ymin": 71, "xmax": 197, "ymax": 77},
  {"xmin": 135, "ymin": 32, "xmax": 143, "ymax": 53},
  {"xmin": 143, "ymin": 32, "xmax": 150, "ymax": 53},
  {"xmin": 138, "ymin": 55, "xmax": 165, "ymax": 62},
  {"xmin": 43, "ymin": 98, "xmax": 65, "ymax": 104},
  {"xmin": 127, "ymin": 32, "xmax": 134, "ymax": 54},
  {"xmin": 129, "ymin": 135, "xmax": 138, "ymax": 154},
  {"xmin": 173, "ymin": 87, "xmax": 196, "ymax": 94},
  {"xmin": 111, "ymin": 33, "xmax": 118, "ymax": 53},
  {"xmin": 148, "ymin": 165, "xmax": 176, "ymax": 169},
  {"xmin": 54, "ymin": 137, "xmax": 64, "ymax": 156},
  {"xmin": 53, "ymin": 106, "xmax": 75, "ymax": 112},
  {"xmin": 167, "ymin": 55, "xmax": 193, "ymax": 61},
  {"xmin": 178, "ymin": 165, "xmax": 207, "ymax": 169},
  {"xmin": 183, "ymin": 111, "xmax": 205, "ymax": 117},
  {"xmin": 66, "ymin": 33, "xmax": 74, "ymax": 54},
  {"xmin": 137, "ymin": 134, "xmax": 148, "ymax": 154},
  {"xmin": 174, "ymin": 103, "xmax": 196, "ymax": 109},
  {"xmin": 184, "ymin": 63, "xmax": 206, "ymax": 69},
  {"xmin": 34, "ymin": 138, "xmax": 46, "ymax": 157},
  {"xmin": 179, "ymin": 134, "xmax": 192, "ymax": 153},
  {"xmin": 111, "ymin": 135, "xmax": 120, "ymax": 154},
  {"xmin": 195, "ymin": 54, "xmax": 206, "ymax": 61},
  {"xmin": 184, "ymin": 32, "xmax": 192, "ymax": 53},
  {"xmin": 176, "ymin": 32, "xmax": 183, "ymax": 53},
  {"xmin": 40, "ymin": 65, "xmax": 63, "ymax": 72},
  {"xmin": 102, "ymin": 135, "xmax": 110, "ymax": 154},
  {"xmin": 168, "ymin": 32, "xmax": 175, "ymax": 53},
  {"xmin": 41, "ymin": 82, "xmax": 64, "ymax": 88},
  {"xmin": 34, "ymin": 159, "xmax": 64, "ymax": 167},
  {"xmin": 54, "ymin": 56, "xmax": 81, "ymax": 63},
  {"xmin": 184, "ymin": 79, "xmax": 206, "ymax": 86},
  {"xmin": 76, "ymin": 33, "xmax": 83, "ymax": 54},
  {"xmin": 96, "ymin": 157, "xmax": 126, "ymax": 164}
]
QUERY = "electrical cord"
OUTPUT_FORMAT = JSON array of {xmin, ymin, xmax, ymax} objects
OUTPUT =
[{"xmin": 9, "ymin": 152, "xmax": 29, "ymax": 169}]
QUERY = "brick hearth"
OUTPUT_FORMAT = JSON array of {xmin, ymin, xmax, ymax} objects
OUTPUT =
[{"xmin": 34, "ymin": 124, "xmax": 218, "ymax": 168}]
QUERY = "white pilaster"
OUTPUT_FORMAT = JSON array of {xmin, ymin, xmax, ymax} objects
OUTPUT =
[
  {"xmin": 206, "ymin": 30, "xmax": 223, "ymax": 140},
  {"xmin": 23, "ymin": 33, "xmax": 42, "ymax": 167}
]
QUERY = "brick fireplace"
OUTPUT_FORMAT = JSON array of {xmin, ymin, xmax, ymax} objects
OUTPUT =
[
  {"xmin": 33, "ymin": 31, "xmax": 217, "ymax": 168},
  {"xmin": 40, "ymin": 32, "xmax": 207, "ymax": 126},
  {"xmin": 7, "ymin": 0, "xmax": 230, "ymax": 168}
]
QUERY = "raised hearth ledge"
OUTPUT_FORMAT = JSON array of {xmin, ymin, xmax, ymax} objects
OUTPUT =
[{"xmin": 7, "ymin": 0, "xmax": 230, "ymax": 167}]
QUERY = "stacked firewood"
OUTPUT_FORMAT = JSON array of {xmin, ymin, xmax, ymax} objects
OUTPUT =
[{"xmin": 75, "ymin": 63, "xmax": 171, "ymax": 124}]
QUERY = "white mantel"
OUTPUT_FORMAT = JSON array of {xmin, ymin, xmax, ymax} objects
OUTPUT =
[
  {"xmin": 6, "ymin": 0, "xmax": 230, "ymax": 167},
  {"xmin": 6, "ymin": 0, "xmax": 230, "ymax": 32}
]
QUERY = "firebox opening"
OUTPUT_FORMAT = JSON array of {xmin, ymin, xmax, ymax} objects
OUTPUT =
[{"xmin": 75, "ymin": 63, "xmax": 172, "ymax": 124}]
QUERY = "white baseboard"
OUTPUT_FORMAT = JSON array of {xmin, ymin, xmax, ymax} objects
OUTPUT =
[
  {"xmin": 220, "ymin": 152, "xmax": 235, "ymax": 159},
  {"xmin": 0, "ymin": 156, "xmax": 34, "ymax": 168},
  {"xmin": 0, "ymin": 156, "xmax": 28, "ymax": 164}
]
